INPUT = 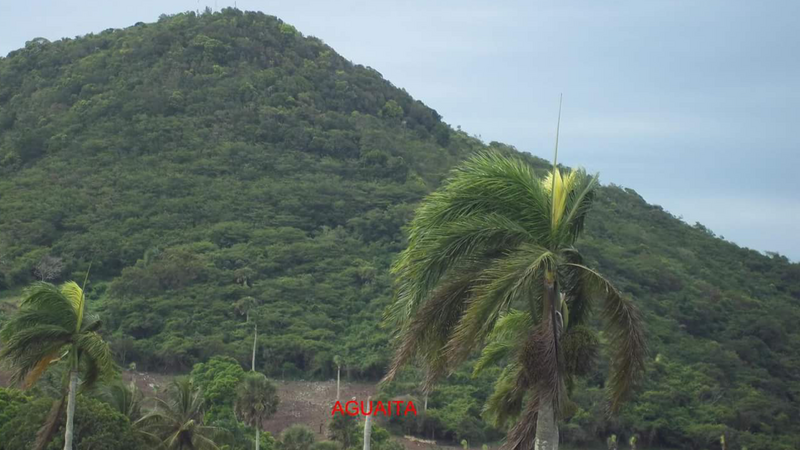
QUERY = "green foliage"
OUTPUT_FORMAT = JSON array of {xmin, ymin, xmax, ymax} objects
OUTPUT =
[
  {"xmin": 310, "ymin": 441, "xmax": 339, "ymax": 450},
  {"xmin": 280, "ymin": 424, "xmax": 316, "ymax": 450},
  {"xmin": 0, "ymin": 387, "xmax": 31, "ymax": 433},
  {"xmin": 191, "ymin": 356, "xmax": 246, "ymax": 406},
  {"xmin": 328, "ymin": 413, "xmax": 360, "ymax": 449},
  {"xmin": 0, "ymin": 394, "xmax": 145, "ymax": 450}
]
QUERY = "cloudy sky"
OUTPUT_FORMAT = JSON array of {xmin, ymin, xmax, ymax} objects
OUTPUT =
[{"xmin": 2, "ymin": 0, "xmax": 798, "ymax": 260}]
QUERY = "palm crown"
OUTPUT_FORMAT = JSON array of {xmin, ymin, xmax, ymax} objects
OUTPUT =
[
  {"xmin": 384, "ymin": 150, "xmax": 645, "ymax": 449},
  {"xmin": 235, "ymin": 372, "xmax": 279, "ymax": 428},
  {"xmin": 135, "ymin": 377, "xmax": 224, "ymax": 450},
  {"xmin": 0, "ymin": 281, "xmax": 113, "ymax": 389}
]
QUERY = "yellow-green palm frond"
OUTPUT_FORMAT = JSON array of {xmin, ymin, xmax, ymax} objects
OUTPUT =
[
  {"xmin": 60, "ymin": 281, "xmax": 86, "ymax": 331},
  {"xmin": 542, "ymin": 168, "xmax": 578, "ymax": 230}
]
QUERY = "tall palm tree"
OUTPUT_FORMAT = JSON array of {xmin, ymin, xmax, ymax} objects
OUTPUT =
[
  {"xmin": 383, "ymin": 148, "xmax": 645, "ymax": 450},
  {"xmin": 0, "ymin": 280, "xmax": 114, "ymax": 450},
  {"xmin": 234, "ymin": 372, "xmax": 280, "ymax": 450},
  {"xmin": 135, "ymin": 377, "xmax": 224, "ymax": 450}
]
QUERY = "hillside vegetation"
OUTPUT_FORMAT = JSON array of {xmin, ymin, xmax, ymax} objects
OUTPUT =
[{"xmin": 1, "ymin": 8, "xmax": 799, "ymax": 450}]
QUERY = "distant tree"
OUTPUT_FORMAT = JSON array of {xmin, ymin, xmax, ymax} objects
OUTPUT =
[
  {"xmin": 33, "ymin": 255, "xmax": 64, "ymax": 282},
  {"xmin": 329, "ymin": 413, "xmax": 359, "ymax": 449},
  {"xmin": 0, "ymin": 280, "xmax": 114, "ymax": 450},
  {"xmin": 280, "ymin": 424, "xmax": 316, "ymax": 450},
  {"xmin": 234, "ymin": 372, "xmax": 279, "ymax": 450}
]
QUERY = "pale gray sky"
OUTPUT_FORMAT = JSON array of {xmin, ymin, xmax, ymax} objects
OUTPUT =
[{"xmin": 1, "ymin": 0, "xmax": 798, "ymax": 260}]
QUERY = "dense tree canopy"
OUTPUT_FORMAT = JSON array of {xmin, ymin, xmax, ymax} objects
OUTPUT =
[{"xmin": 0, "ymin": 8, "xmax": 799, "ymax": 450}]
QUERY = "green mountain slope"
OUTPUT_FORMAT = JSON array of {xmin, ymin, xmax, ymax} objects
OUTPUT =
[{"xmin": 0, "ymin": 9, "xmax": 798, "ymax": 450}]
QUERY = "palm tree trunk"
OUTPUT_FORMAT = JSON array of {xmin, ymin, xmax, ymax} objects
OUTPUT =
[
  {"xmin": 336, "ymin": 365, "xmax": 341, "ymax": 401},
  {"xmin": 363, "ymin": 396, "xmax": 372, "ymax": 450},
  {"xmin": 255, "ymin": 428, "xmax": 260, "ymax": 450},
  {"xmin": 63, "ymin": 370, "xmax": 78, "ymax": 450},
  {"xmin": 535, "ymin": 275, "xmax": 561, "ymax": 450},
  {"xmin": 534, "ymin": 401, "xmax": 558, "ymax": 450},
  {"xmin": 252, "ymin": 324, "xmax": 257, "ymax": 372}
]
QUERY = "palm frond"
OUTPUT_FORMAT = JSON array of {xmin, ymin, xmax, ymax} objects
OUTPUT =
[
  {"xmin": 559, "ymin": 249, "xmax": 592, "ymax": 327},
  {"xmin": 392, "ymin": 151, "xmax": 552, "ymax": 320},
  {"xmin": 75, "ymin": 331, "xmax": 115, "ymax": 389},
  {"xmin": 80, "ymin": 313, "xmax": 103, "ymax": 333},
  {"xmin": 103, "ymin": 381, "xmax": 144, "ymax": 420},
  {"xmin": 383, "ymin": 266, "xmax": 481, "ymax": 386},
  {"xmin": 24, "ymin": 349, "xmax": 62, "ymax": 388},
  {"xmin": 557, "ymin": 170, "xmax": 598, "ymax": 244},
  {"xmin": 483, "ymin": 364, "xmax": 526, "ymax": 429},
  {"xmin": 60, "ymin": 281, "xmax": 86, "ymax": 330},
  {"xmin": 519, "ymin": 321, "xmax": 565, "ymax": 413},
  {"xmin": 0, "ymin": 326, "xmax": 72, "ymax": 385},
  {"xmin": 473, "ymin": 310, "xmax": 532, "ymax": 376},
  {"xmin": 501, "ymin": 393, "xmax": 540, "ymax": 450},
  {"xmin": 444, "ymin": 246, "xmax": 553, "ymax": 368},
  {"xmin": 390, "ymin": 214, "xmax": 531, "ymax": 326},
  {"xmin": 561, "ymin": 325, "xmax": 600, "ymax": 379},
  {"xmin": 565, "ymin": 263, "xmax": 646, "ymax": 411}
]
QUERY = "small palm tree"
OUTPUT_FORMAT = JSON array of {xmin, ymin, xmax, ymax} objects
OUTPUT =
[
  {"xmin": 0, "ymin": 280, "xmax": 114, "ymax": 450},
  {"xmin": 234, "ymin": 296, "xmax": 258, "ymax": 323},
  {"xmin": 136, "ymin": 377, "xmax": 223, "ymax": 449},
  {"xmin": 103, "ymin": 380, "xmax": 143, "ymax": 421},
  {"xmin": 234, "ymin": 372, "xmax": 280, "ymax": 450},
  {"xmin": 384, "ymin": 147, "xmax": 645, "ymax": 449}
]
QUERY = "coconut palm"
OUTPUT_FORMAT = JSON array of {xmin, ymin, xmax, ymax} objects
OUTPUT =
[
  {"xmin": 383, "ymin": 147, "xmax": 645, "ymax": 450},
  {"xmin": 234, "ymin": 372, "xmax": 280, "ymax": 450},
  {"xmin": 0, "ymin": 280, "xmax": 114, "ymax": 450},
  {"xmin": 135, "ymin": 377, "xmax": 224, "ymax": 449}
]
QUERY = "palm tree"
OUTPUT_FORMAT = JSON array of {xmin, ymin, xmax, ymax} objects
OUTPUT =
[
  {"xmin": 234, "ymin": 372, "xmax": 280, "ymax": 450},
  {"xmin": 103, "ymin": 380, "xmax": 144, "ymax": 421},
  {"xmin": 0, "ymin": 280, "xmax": 114, "ymax": 450},
  {"xmin": 234, "ymin": 296, "xmax": 258, "ymax": 323},
  {"xmin": 383, "ymin": 147, "xmax": 645, "ymax": 449},
  {"xmin": 135, "ymin": 377, "xmax": 224, "ymax": 449}
]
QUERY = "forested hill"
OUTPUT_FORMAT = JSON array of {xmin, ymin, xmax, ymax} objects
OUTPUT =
[{"xmin": 1, "ymin": 8, "xmax": 799, "ymax": 450}]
